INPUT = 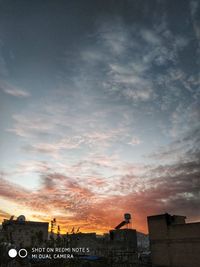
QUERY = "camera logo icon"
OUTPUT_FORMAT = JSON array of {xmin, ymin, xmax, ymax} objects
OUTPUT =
[
  {"xmin": 8, "ymin": 249, "xmax": 17, "ymax": 258},
  {"xmin": 8, "ymin": 248, "xmax": 28, "ymax": 258}
]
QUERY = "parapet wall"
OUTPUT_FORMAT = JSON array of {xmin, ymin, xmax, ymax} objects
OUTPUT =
[{"xmin": 148, "ymin": 214, "xmax": 200, "ymax": 267}]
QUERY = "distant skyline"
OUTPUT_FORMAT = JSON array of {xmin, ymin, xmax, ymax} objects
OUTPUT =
[{"xmin": 0, "ymin": 0, "xmax": 200, "ymax": 233}]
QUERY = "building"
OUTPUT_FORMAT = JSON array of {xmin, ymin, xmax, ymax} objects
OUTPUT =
[
  {"xmin": 65, "ymin": 227, "xmax": 138, "ymax": 266},
  {"xmin": 2, "ymin": 215, "xmax": 48, "ymax": 247},
  {"xmin": 109, "ymin": 228, "xmax": 137, "ymax": 249},
  {"xmin": 148, "ymin": 213, "xmax": 200, "ymax": 267},
  {"xmin": 67, "ymin": 213, "xmax": 138, "ymax": 258},
  {"xmin": 68, "ymin": 232, "xmax": 98, "ymax": 252}
]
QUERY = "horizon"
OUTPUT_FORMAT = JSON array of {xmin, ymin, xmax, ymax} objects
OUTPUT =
[
  {"xmin": 0, "ymin": 0, "xmax": 200, "ymax": 234},
  {"xmin": 0, "ymin": 212, "xmax": 199, "ymax": 236}
]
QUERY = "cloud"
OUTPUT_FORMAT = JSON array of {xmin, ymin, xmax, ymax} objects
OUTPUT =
[
  {"xmin": 7, "ymin": 97, "xmax": 128, "ymax": 159},
  {"xmin": 170, "ymin": 99, "xmax": 200, "ymax": 138},
  {"xmin": 99, "ymin": 19, "xmax": 130, "ymax": 55},
  {"xmin": 140, "ymin": 29, "xmax": 161, "ymax": 45},
  {"xmin": 123, "ymin": 88, "xmax": 153, "ymax": 101},
  {"xmin": 7, "ymin": 114, "xmax": 55, "ymax": 138},
  {"xmin": 1, "ymin": 143, "xmax": 199, "ymax": 233},
  {"xmin": 147, "ymin": 123, "xmax": 200, "ymax": 168},
  {"xmin": 107, "ymin": 62, "xmax": 154, "ymax": 102},
  {"xmin": 87, "ymin": 18, "xmax": 191, "ymax": 106},
  {"xmin": 0, "ymin": 172, "xmax": 97, "ymax": 227},
  {"xmin": 13, "ymin": 160, "xmax": 51, "ymax": 175},
  {"xmin": 0, "ymin": 175, "xmax": 30, "ymax": 202},
  {"xmin": 21, "ymin": 129, "xmax": 122, "ymax": 158},
  {"xmin": 128, "ymin": 136, "xmax": 141, "ymax": 146},
  {"xmin": 0, "ymin": 80, "xmax": 30, "ymax": 97},
  {"xmin": 24, "ymin": 137, "xmax": 83, "ymax": 155}
]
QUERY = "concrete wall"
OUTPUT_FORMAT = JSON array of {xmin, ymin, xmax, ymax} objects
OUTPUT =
[{"xmin": 148, "ymin": 214, "xmax": 200, "ymax": 267}]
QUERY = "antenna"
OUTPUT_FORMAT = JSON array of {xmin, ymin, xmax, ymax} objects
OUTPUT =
[{"xmin": 57, "ymin": 225, "xmax": 60, "ymax": 237}]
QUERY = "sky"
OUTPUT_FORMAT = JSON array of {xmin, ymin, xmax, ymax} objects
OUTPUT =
[{"xmin": 0, "ymin": 0, "xmax": 200, "ymax": 234}]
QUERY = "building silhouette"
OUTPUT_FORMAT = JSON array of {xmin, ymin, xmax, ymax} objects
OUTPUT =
[
  {"xmin": 1, "ymin": 215, "xmax": 48, "ymax": 247},
  {"xmin": 148, "ymin": 213, "xmax": 200, "ymax": 267}
]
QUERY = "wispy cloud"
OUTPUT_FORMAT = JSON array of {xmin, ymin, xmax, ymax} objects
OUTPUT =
[
  {"xmin": 23, "ymin": 137, "xmax": 83, "ymax": 158},
  {"xmin": 79, "ymin": 17, "xmax": 191, "ymax": 108},
  {"xmin": 0, "ymin": 80, "xmax": 30, "ymax": 97},
  {"xmin": 99, "ymin": 18, "xmax": 130, "ymax": 55},
  {"xmin": 127, "ymin": 136, "xmax": 141, "ymax": 146},
  {"xmin": 7, "ymin": 114, "xmax": 55, "ymax": 138},
  {"xmin": 170, "ymin": 99, "xmax": 200, "ymax": 138}
]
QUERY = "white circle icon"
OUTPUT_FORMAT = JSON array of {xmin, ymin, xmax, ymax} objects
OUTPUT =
[
  {"xmin": 18, "ymin": 248, "xmax": 28, "ymax": 258},
  {"xmin": 8, "ymin": 248, "xmax": 17, "ymax": 258}
]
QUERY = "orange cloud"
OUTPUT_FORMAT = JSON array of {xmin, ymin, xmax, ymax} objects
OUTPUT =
[{"xmin": 0, "ymin": 156, "xmax": 199, "ymax": 235}]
